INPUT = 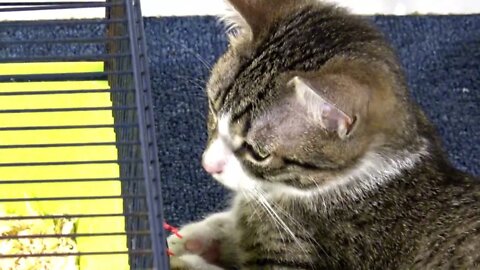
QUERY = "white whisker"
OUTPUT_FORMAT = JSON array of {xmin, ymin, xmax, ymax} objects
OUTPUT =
[
  {"xmin": 254, "ymin": 188, "xmax": 312, "ymax": 260},
  {"xmin": 163, "ymin": 35, "xmax": 213, "ymax": 71},
  {"xmin": 248, "ymin": 188, "xmax": 287, "ymax": 244},
  {"xmin": 173, "ymin": 75, "xmax": 208, "ymax": 89}
]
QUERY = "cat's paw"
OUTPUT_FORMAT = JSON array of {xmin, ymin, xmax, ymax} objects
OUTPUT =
[
  {"xmin": 167, "ymin": 221, "xmax": 221, "ymax": 263},
  {"xmin": 170, "ymin": 254, "xmax": 224, "ymax": 270},
  {"xmin": 167, "ymin": 212, "xmax": 233, "ymax": 264},
  {"xmin": 167, "ymin": 212, "xmax": 232, "ymax": 264}
]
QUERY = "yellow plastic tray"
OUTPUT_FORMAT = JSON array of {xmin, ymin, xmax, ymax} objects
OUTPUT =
[{"xmin": 0, "ymin": 62, "xmax": 129, "ymax": 270}]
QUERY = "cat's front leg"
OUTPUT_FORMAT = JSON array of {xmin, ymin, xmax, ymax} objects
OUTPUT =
[{"xmin": 168, "ymin": 211, "xmax": 238, "ymax": 269}]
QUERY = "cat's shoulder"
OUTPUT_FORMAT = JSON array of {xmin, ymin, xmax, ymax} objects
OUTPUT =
[
  {"xmin": 412, "ymin": 210, "xmax": 480, "ymax": 269},
  {"xmin": 412, "ymin": 167, "xmax": 480, "ymax": 269}
]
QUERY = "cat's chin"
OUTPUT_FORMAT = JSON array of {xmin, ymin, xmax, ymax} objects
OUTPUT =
[{"xmin": 211, "ymin": 169, "xmax": 258, "ymax": 192}]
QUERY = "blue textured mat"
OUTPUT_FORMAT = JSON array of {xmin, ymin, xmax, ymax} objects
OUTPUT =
[
  {"xmin": 146, "ymin": 16, "xmax": 479, "ymax": 225},
  {"xmin": 0, "ymin": 16, "xmax": 478, "ymax": 226}
]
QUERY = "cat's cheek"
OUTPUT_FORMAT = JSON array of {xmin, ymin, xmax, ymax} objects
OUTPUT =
[{"xmin": 212, "ymin": 155, "xmax": 257, "ymax": 191}]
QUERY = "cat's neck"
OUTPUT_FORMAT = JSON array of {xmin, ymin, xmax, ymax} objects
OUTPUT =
[{"xmin": 260, "ymin": 137, "xmax": 430, "ymax": 208}]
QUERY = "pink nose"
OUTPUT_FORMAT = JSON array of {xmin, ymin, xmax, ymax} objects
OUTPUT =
[{"xmin": 202, "ymin": 159, "xmax": 225, "ymax": 174}]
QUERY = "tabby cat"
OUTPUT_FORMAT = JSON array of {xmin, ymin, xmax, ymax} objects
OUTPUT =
[{"xmin": 167, "ymin": 0, "xmax": 480, "ymax": 269}]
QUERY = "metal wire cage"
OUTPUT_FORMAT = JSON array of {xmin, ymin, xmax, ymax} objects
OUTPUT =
[{"xmin": 0, "ymin": 1, "xmax": 169, "ymax": 269}]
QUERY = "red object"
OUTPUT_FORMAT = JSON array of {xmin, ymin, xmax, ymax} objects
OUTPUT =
[
  {"xmin": 164, "ymin": 221, "xmax": 183, "ymax": 256},
  {"xmin": 163, "ymin": 222, "xmax": 183, "ymax": 239}
]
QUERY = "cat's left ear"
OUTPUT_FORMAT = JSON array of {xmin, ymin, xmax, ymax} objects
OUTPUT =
[
  {"xmin": 288, "ymin": 76, "xmax": 362, "ymax": 139},
  {"xmin": 221, "ymin": 0, "xmax": 266, "ymax": 36},
  {"xmin": 221, "ymin": 0, "xmax": 287, "ymax": 37}
]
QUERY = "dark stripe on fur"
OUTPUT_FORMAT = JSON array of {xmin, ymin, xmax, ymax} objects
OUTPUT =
[{"xmin": 221, "ymin": 5, "xmax": 385, "ymax": 123}]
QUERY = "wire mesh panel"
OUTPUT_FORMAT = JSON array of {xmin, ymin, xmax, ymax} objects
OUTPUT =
[{"xmin": 0, "ymin": 1, "xmax": 169, "ymax": 269}]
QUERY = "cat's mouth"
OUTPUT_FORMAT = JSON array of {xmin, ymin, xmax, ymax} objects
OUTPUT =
[{"xmin": 208, "ymin": 155, "xmax": 259, "ymax": 191}]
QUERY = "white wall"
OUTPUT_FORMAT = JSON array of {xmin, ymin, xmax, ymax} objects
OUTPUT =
[
  {"xmin": 145, "ymin": 0, "xmax": 480, "ymax": 16},
  {"xmin": 0, "ymin": 0, "xmax": 479, "ymax": 20}
]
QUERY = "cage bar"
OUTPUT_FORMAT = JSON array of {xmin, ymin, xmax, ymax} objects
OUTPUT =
[{"xmin": 0, "ymin": 0, "xmax": 169, "ymax": 269}]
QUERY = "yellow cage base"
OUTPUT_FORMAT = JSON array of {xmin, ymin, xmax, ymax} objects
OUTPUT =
[{"xmin": 0, "ymin": 62, "xmax": 129, "ymax": 270}]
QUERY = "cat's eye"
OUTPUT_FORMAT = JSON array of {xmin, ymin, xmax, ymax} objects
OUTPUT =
[{"xmin": 243, "ymin": 142, "xmax": 272, "ymax": 163}]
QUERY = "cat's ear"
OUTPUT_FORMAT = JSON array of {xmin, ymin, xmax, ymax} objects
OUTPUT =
[
  {"xmin": 288, "ymin": 76, "xmax": 358, "ymax": 139},
  {"xmin": 221, "ymin": 0, "xmax": 281, "ymax": 37}
]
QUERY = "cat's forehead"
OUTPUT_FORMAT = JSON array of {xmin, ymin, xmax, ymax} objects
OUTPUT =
[{"xmin": 217, "ymin": 96, "xmax": 313, "ymax": 140}]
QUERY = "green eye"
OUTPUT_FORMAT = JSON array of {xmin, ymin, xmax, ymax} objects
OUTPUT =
[{"xmin": 243, "ymin": 142, "xmax": 271, "ymax": 162}]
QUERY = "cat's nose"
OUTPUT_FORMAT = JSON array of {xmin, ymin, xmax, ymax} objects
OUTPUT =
[{"xmin": 202, "ymin": 159, "xmax": 225, "ymax": 174}]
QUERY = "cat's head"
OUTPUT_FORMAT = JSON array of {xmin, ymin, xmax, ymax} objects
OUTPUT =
[{"xmin": 202, "ymin": 0, "xmax": 423, "ymax": 195}]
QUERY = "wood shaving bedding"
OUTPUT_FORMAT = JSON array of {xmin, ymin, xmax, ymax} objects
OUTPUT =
[{"xmin": 0, "ymin": 205, "xmax": 79, "ymax": 270}]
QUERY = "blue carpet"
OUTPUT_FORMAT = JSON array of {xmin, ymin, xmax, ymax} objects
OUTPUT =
[{"xmin": 0, "ymin": 16, "xmax": 478, "ymax": 226}]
